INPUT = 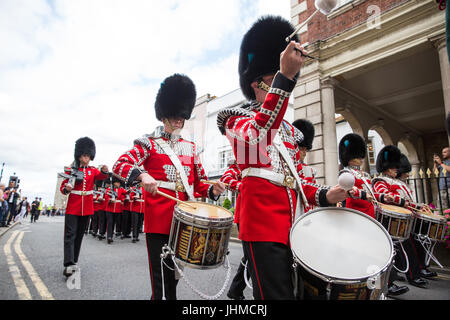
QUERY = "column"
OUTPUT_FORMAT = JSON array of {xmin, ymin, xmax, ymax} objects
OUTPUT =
[
  {"xmin": 435, "ymin": 38, "xmax": 450, "ymax": 145},
  {"xmin": 321, "ymin": 78, "xmax": 339, "ymax": 186}
]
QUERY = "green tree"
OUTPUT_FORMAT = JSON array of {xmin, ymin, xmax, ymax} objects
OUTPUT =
[{"xmin": 222, "ymin": 197, "xmax": 232, "ymax": 210}]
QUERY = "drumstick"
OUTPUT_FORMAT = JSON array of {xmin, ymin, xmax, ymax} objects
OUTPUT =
[
  {"xmin": 156, "ymin": 190, "xmax": 197, "ymax": 209},
  {"xmin": 201, "ymin": 179, "xmax": 230, "ymax": 187}
]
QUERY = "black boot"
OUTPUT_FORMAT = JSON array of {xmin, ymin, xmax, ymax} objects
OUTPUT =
[
  {"xmin": 420, "ymin": 269, "xmax": 437, "ymax": 279},
  {"xmin": 408, "ymin": 278, "xmax": 428, "ymax": 288},
  {"xmin": 387, "ymin": 283, "xmax": 409, "ymax": 296}
]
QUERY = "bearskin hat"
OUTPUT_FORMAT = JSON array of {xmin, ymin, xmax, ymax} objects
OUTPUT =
[
  {"xmin": 239, "ymin": 15, "xmax": 299, "ymax": 100},
  {"xmin": 74, "ymin": 137, "xmax": 96, "ymax": 163},
  {"xmin": 292, "ymin": 119, "xmax": 314, "ymax": 150},
  {"xmin": 376, "ymin": 145, "xmax": 401, "ymax": 173},
  {"xmin": 338, "ymin": 133, "xmax": 366, "ymax": 167},
  {"xmin": 396, "ymin": 154, "xmax": 411, "ymax": 178},
  {"xmin": 154, "ymin": 73, "xmax": 196, "ymax": 121}
]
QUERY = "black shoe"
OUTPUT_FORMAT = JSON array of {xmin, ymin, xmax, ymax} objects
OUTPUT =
[
  {"xmin": 227, "ymin": 292, "xmax": 245, "ymax": 300},
  {"xmin": 63, "ymin": 265, "xmax": 76, "ymax": 278},
  {"xmin": 92, "ymin": 233, "xmax": 97, "ymax": 238},
  {"xmin": 408, "ymin": 278, "xmax": 428, "ymax": 288},
  {"xmin": 135, "ymin": 238, "xmax": 139, "ymax": 242},
  {"xmin": 387, "ymin": 284, "xmax": 409, "ymax": 296},
  {"xmin": 132, "ymin": 239, "xmax": 137, "ymax": 243},
  {"xmin": 107, "ymin": 238, "xmax": 113, "ymax": 244},
  {"xmin": 123, "ymin": 235, "xmax": 131, "ymax": 238},
  {"xmin": 420, "ymin": 269, "xmax": 437, "ymax": 279}
]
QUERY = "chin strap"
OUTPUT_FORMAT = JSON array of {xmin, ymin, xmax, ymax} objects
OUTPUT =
[{"xmin": 256, "ymin": 80, "xmax": 271, "ymax": 92}]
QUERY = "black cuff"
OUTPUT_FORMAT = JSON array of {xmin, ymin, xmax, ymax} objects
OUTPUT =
[
  {"xmin": 380, "ymin": 194, "xmax": 385, "ymax": 203},
  {"xmin": 62, "ymin": 188, "xmax": 69, "ymax": 195},
  {"xmin": 360, "ymin": 191, "xmax": 367, "ymax": 201},
  {"xmin": 399, "ymin": 198, "xmax": 406, "ymax": 207},
  {"xmin": 127, "ymin": 168, "xmax": 143, "ymax": 186},
  {"xmin": 318, "ymin": 188, "xmax": 331, "ymax": 207},
  {"xmin": 208, "ymin": 185, "xmax": 220, "ymax": 201},
  {"xmin": 272, "ymin": 71, "xmax": 296, "ymax": 93}
]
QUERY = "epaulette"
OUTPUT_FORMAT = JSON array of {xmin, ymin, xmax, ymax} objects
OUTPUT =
[{"xmin": 217, "ymin": 102, "xmax": 254, "ymax": 135}]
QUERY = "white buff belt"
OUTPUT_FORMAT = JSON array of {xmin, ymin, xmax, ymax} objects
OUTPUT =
[
  {"xmin": 273, "ymin": 132, "xmax": 309, "ymax": 207},
  {"xmin": 153, "ymin": 138, "xmax": 194, "ymax": 200}
]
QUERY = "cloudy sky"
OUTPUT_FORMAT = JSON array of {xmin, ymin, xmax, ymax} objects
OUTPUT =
[{"xmin": 0, "ymin": 0, "xmax": 291, "ymax": 205}]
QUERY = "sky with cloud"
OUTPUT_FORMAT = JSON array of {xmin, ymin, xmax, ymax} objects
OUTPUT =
[{"xmin": 0, "ymin": 0, "xmax": 291, "ymax": 205}]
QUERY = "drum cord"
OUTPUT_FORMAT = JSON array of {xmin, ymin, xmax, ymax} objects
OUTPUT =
[
  {"xmin": 415, "ymin": 235, "xmax": 443, "ymax": 268},
  {"xmin": 242, "ymin": 261, "xmax": 253, "ymax": 290},
  {"xmin": 166, "ymin": 255, "xmax": 232, "ymax": 300},
  {"xmin": 392, "ymin": 241, "xmax": 410, "ymax": 274}
]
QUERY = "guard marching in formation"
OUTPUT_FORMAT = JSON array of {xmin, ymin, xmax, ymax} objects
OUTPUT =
[{"xmin": 57, "ymin": 13, "xmax": 446, "ymax": 301}]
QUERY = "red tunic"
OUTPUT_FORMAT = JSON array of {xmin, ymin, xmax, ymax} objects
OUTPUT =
[
  {"xmin": 93, "ymin": 192, "xmax": 105, "ymax": 212},
  {"xmin": 112, "ymin": 134, "xmax": 213, "ymax": 235},
  {"xmin": 341, "ymin": 167, "xmax": 376, "ymax": 219},
  {"xmin": 104, "ymin": 187, "xmax": 127, "ymax": 213},
  {"xmin": 220, "ymin": 163, "xmax": 242, "ymax": 224},
  {"xmin": 217, "ymin": 72, "xmax": 329, "ymax": 244},
  {"xmin": 60, "ymin": 166, "xmax": 108, "ymax": 216},
  {"xmin": 123, "ymin": 189, "xmax": 134, "ymax": 212},
  {"xmin": 131, "ymin": 187, "xmax": 145, "ymax": 214},
  {"xmin": 372, "ymin": 175, "xmax": 409, "ymax": 208}
]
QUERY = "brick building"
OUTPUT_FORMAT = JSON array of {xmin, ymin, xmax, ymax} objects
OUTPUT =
[{"xmin": 290, "ymin": 0, "xmax": 448, "ymax": 205}]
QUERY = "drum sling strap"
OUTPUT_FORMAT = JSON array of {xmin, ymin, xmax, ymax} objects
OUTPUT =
[
  {"xmin": 273, "ymin": 131, "xmax": 309, "ymax": 220},
  {"xmin": 153, "ymin": 138, "xmax": 194, "ymax": 200}
]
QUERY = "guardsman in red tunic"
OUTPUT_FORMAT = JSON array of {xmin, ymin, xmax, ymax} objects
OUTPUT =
[
  {"xmin": 390, "ymin": 154, "xmax": 434, "ymax": 288},
  {"xmin": 372, "ymin": 145, "xmax": 411, "ymax": 297},
  {"xmin": 292, "ymin": 119, "xmax": 317, "ymax": 214},
  {"xmin": 216, "ymin": 16, "xmax": 347, "ymax": 300},
  {"xmin": 220, "ymin": 160, "xmax": 248, "ymax": 300},
  {"xmin": 112, "ymin": 74, "xmax": 225, "ymax": 300},
  {"xmin": 130, "ymin": 184, "xmax": 145, "ymax": 243},
  {"xmin": 338, "ymin": 133, "xmax": 378, "ymax": 218},
  {"xmin": 91, "ymin": 181, "xmax": 104, "ymax": 238},
  {"xmin": 121, "ymin": 186, "xmax": 133, "ymax": 240},
  {"xmin": 104, "ymin": 177, "xmax": 127, "ymax": 244},
  {"xmin": 60, "ymin": 137, "xmax": 108, "ymax": 277},
  {"xmin": 97, "ymin": 179, "xmax": 109, "ymax": 240}
]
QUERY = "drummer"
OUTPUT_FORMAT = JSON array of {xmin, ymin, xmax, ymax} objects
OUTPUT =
[
  {"xmin": 394, "ymin": 154, "xmax": 437, "ymax": 283},
  {"xmin": 292, "ymin": 119, "xmax": 317, "ymax": 214},
  {"xmin": 216, "ymin": 15, "xmax": 348, "ymax": 300},
  {"xmin": 337, "ymin": 133, "xmax": 378, "ymax": 218},
  {"xmin": 372, "ymin": 145, "xmax": 411, "ymax": 297},
  {"xmin": 219, "ymin": 160, "xmax": 249, "ymax": 300},
  {"xmin": 112, "ymin": 74, "xmax": 225, "ymax": 300}
]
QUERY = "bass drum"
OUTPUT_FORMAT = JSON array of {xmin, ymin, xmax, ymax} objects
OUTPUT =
[{"xmin": 290, "ymin": 207, "xmax": 394, "ymax": 300}]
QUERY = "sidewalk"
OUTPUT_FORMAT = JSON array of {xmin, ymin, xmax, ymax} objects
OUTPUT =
[{"xmin": 0, "ymin": 221, "xmax": 19, "ymax": 239}]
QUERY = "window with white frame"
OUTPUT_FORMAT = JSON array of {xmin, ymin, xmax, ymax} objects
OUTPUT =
[{"xmin": 219, "ymin": 149, "xmax": 233, "ymax": 170}]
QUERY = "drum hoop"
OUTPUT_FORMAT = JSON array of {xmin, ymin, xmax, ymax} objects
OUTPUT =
[
  {"xmin": 415, "ymin": 214, "xmax": 445, "ymax": 224},
  {"xmin": 174, "ymin": 204, "xmax": 234, "ymax": 227},
  {"xmin": 290, "ymin": 207, "xmax": 395, "ymax": 283},
  {"xmin": 376, "ymin": 205, "xmax": 413, "ymax": 219}
]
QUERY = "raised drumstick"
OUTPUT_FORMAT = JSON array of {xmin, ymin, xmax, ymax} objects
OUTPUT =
[
  {"xmin": 201, "ymin": 179, "xmax": 230, "ymax": 187},
  {"xmin": 156, "ymin": 190, "xmax": 197, "ymax": 209}
]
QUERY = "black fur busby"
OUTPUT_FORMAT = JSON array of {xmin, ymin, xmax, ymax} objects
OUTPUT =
[
  {"xmin": 292, "ymin": 119, "xmax": 314, "ymax": 150},
  {"xmin": 239, "ymin": 15, "xmax": 299, "ymax": 100},
  {"xmin": 396, "ymin": 154, "xmax": 412, "ymax": 178},
  {"xmin": 74, "ymin": 137, "xmax": 96, "ymax": 164},
  {"xmin": 155, "ymin": 73, "xmax": 196, "ymax": 121},
  {"xmin": 376, "ymin": 145, "xmax": 401, "ymax": 173},
  {"xmin": 338, "ymin": 133, "xmax": 366, "ymax": 167}
]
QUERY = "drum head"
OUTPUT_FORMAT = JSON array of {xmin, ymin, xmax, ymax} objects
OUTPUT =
[
  {"xmin": 380, "ymin": 204, "xmax": 412, "ymax": 215},
  {"xmin": 290, "ymin": 208, "xmax": 393, "ymax": 281},
  {"xmin": 178, "ymin": 202, "xmax": 232, "ymax": 220}
]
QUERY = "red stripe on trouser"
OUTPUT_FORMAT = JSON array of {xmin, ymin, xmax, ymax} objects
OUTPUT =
[
  {"xmin": 146, "ymin": 235, "xmax": 155, "ymax": 300},
  {"xmin": 409, "ymin": 236, "xmax": 424, "ymax": 270},
  {"xmin": 249, "ymin": 242, "xmax": 264, "ymax": 300}
]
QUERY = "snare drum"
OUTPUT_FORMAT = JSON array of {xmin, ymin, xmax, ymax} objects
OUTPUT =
[
  {"xmin": 168, "ymin": 202, "xmax": 234, "ymax": 270},
  {"xmin": 290, "ymin": 207, "xmax": 394, "ymax": 300},
  {"xmin": 413, "ymin": 212, "xmax": 446, "ymax": 242},
  {"xmin": 375, "ymin": 204, "xmax": 414, "ymax": 241}
]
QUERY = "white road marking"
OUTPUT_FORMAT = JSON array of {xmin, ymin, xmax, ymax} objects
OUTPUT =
[
  {"xmin": 3, "ymin": 231, "xmax": 32, "ymax": 300},
  {"xmin": 14, "ymin": 231, "xmax": 54, "ymax": 300}
]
